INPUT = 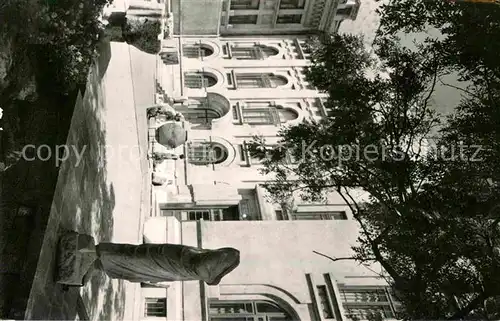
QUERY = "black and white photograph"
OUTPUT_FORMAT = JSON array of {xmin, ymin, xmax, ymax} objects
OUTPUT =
[{"xmin": 1, "ymin": 0, "xmax": 500, "ymax": 320}]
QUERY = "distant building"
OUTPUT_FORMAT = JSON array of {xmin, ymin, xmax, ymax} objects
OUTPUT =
[{"xmin": 172, "ymin": 0, "xmax": 361, "ymax": 36}]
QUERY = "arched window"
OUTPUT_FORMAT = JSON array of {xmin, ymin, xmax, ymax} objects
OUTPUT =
[
  {"xmin": 278, "ymin": 108, "xmax": 298, "ymax": 122},
  {"xmin": 209, "ymin": 300, "xmax": 292, "ymax": 320},
  {"xmin": 183, "ymin": 44, "xmax": 214, "ymax": 59},
  {"xmin": 260, "ymin": 45, "xmax": 279, "ymax": 57},
  {"xmin": 231, "ymin": 45, "xmax": 279, "ymax": 60},
  {"xmin": 240, "ymin": 103, "xmax": 298, "ymax": 125},
  {"xmin": 183, "ymin": 107, "xmax": 221, "ymax": 125},
  {"xmin": 235, "ymin": 73, "xmax": 288, "ymax": 88},
  {"xmin": 184, "ymin": 72, "xmax": 217, "ymax": 89},
  {"xmin": 188, "ymin": 142, "xmax": 228, "ymax": 165}
]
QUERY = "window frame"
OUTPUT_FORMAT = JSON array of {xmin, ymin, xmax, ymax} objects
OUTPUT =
[
  {"xmin": 336, "ymin": 7, "xmax": 353, "ymax": 16},
  {"xmin": 230, "ymin": 0, "xmax": 260, "ymax": 10},
  {"xmin": 187, "ymin": 142, "xmax": 228, "ymax": 166},
  {"xmin": 234, "ymin": 73, "xmax": 288, "ymax": 89},
  {"xmin": 182, "ymin": 43, "xmax": 214, "ymax": 59},
  {"xmin": 338, "ymin": 286, "xmax": 400, "ymax": 320},
  {"xmin": 230, "ymin": 44, "xmax": 279, "ymax": 60},
  {"xmin": 208, "ymin": 300, "xmax": 291, "ymax": 321},
  {"xmin": 291, "ymin": 211, "xmax": 348, "ymax": 220},
  {"xmin": 279, "ymin": 0, "xmax": 305, "ymax": 9},
  {"xmin": 184, "ymin": 72, "xmax": 217, "ymax": 89},
  {"xmin": 276, "ymin": 14, "xmax": 303, "ymax": 24},
  {"xmin": 144, "ymin": 298, "xmax": 167, "ymax": 317},
  {"xmin": 229, "ymin": 14, "xmax": 258, "ymax": 25},
  {"xmin": 187, "ymin": 209, "xmax": 223, "ymax": 221},
  {"xmin": 317, "ymin": 285, "xmax": 335, "ymax": 319},
  {"xmin": 240, "ymin": 141, "xmax": 295, "ymax": 167}
]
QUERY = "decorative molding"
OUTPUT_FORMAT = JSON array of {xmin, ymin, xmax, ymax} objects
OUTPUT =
[
  {"xmin": 218, "ymin": 284, "xmax": 309, "ymax": 320},
  {"xmin": 309, "ymin": 0, "xmax": 327, "ymax": 29}
]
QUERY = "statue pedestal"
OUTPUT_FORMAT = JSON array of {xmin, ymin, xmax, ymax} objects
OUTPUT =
[{"xmin": 56, "ymin": 231, "xmax": 98, "ymax": 286}]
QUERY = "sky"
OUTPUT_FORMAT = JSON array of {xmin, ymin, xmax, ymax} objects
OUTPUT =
[
  {"xmin": 338, "ymin": 0, "xmax": 467, "ymax": 117},
  {"xmin": 338, "ymin": 0, "xmax": 387, "ymax": 47}
]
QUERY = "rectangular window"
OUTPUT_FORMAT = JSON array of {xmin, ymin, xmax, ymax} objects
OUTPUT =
[
  {"xmin": 231, "ymin": 46, "xmax": 260, "ymax": 60},
  {"xmin": 336, "ymin": 7, "xmax": 352, "ymax": 16},
  {"xmin": 277, "ymin": 14, "xmax": 302, "ymax": 24},
  {"xmin": 220, "ymin": 15, "xmax": 227, "ymax": 26},
  {"xmin": 227, "ymin": 73, "xmax": 234, "ymax": 86},
  {"xmin": 344, "ymin": 305, "xmax": 395, "ymax": 320},
  {"xmin": 210, "ymin": 302, "xmax": 254, "ymax": 314},
  {"xmin": 239, "ymin": 199, "xmax": 250, "ymax": 217},
  {"xmin": 230, "ymin": 0, "xmax": 260, "ymax": 10},
  {"xmin": 339, "ymin": 287, "xmax": 397, "ymax": 320},
  {"xmin": 188, "ymin": 210, "xmax": 210, "ymax": 221},
  {"xmin": 317, "ymin": 286, "xmax": 334, "ymax": 319},
  {"xmin": 182, "ymin": 44, "xmax": 205, "ymax": 59},
  {"xmin": 232, "ymin": 105, "xmax": 239, "ymax": 120},
  {"xmin": 242, "ymin": 108, "xmax": 277, "ymax": 125},
  {"xmin": 144, "ymin": 298, "xmax": 167, "ymax": 317},
  {"xmin": 279, "ymin": 0, "xmax": 305, "ymax": 9},
  {"xmin": 188, "ymin": 142, "xmax": 211, "ymax": 164},
  {"xmin": 292, "ymin": 211, "xmax": 348, "ymax": 220},
  {"xmin": 239, "ymin": 145, "xmax": 247, "ymax": 161},
  {"xmin": 341, "ymin": 288, "xmax": 390, "ymax": 303},
  {"xmin": 208, "ymin": 300, "xmax": 289, "ymax": 320},
  {"xmin": 229, "ymin": 14, "xmax": 258, "ymax": 24},
  {"xmin": 184, "ymin": 73, "xmax": 204, "ymax": 89},
  {"xmin": 184, "ymin": 72, "xmax": 213, "ymax": 89},
  {"xmin": 235, "ymin": 74, "xmax": 274, "ymax": 88}
]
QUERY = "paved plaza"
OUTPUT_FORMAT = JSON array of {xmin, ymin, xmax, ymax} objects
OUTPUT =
[{"xmin": 23, "ymin": 41, "xmax": 156, "ymax": 320}]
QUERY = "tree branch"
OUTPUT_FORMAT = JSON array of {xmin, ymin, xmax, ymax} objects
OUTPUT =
[
  {"xmin": 340, "ymin": 188, "xmax": 411, "ymax": 291},
  {"xmin": 447, "ymin": 292, "xmax": 488, "ymax": 320},
  {"xmin": 423, "ymin": 55, "xmax": 440, "ymax": 113},
  {"xmin": 312, "ymin": 251, "xmax": 374, "ymax": 262},
  {"xmin": 438, "ymin": 77, "xmax": 479, "ymax": 100}
]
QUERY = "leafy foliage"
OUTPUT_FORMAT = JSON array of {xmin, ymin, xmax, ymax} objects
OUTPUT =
[
  {"xmin": 376, "ymin": 0, "xmax": 500, "ymax": 86},
  {"xmin": 1, "ymin": 0, "xmax": 113, "ymax": 93},
  {"xmin": 122, "ymin": 17, "xmax": 161, "ymax": 55},
  {"xmin": 248, "ymin": 29, "xmax": 500, "ymax": 320}
]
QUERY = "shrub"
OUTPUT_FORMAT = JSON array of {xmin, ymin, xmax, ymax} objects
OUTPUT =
[
  {"xmin": 122, "ymin": 17, "xmax": 161, "ymax": 54},
  {"xmin": 2, "ymin": 0, "xmax": 114, "ymax": 93}
]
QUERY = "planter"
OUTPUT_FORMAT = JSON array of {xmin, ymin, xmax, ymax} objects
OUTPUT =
[
  {"xmin": 56, "ymin": 231, "xmax": 98, "ymax": 286},
  {"xmin": 103, "ymin": 25, "xmax": 125, "ymax": 41},
  {"xmin": 122, "ymin": 17, "xmax": 161, "ymax": 54}
]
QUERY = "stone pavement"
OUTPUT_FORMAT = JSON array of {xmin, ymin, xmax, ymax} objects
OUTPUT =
[{"xmin": 23, "ymin": 41, "xmax": 154, "ymax": 320}]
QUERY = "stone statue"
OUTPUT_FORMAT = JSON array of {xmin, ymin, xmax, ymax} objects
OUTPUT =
[{"xmin": 56, "ymin": 231, "xmax": 240, "ymax": 289}]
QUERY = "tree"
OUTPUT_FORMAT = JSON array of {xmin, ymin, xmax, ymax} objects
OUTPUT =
[
  {"xmin": 247, "ymin": 33, "xmax": 500, "ymax": 319},
  {"xmin": 1, "ymin": 0, "xmax": 114, "ymax": 94},
  {"xmin": 376, "ymin": 0, "xmax": 500, "ymax": 90}
]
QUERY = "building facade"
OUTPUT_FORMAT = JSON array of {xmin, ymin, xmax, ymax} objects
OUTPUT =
[
  {"xmin": 154, "ymin": 35, "xmax": 344, "ymax": 222},
  {"xmin": 139, "ymin": 1, "xmax": 398, "ymax": 319},
  {"xmin": 141, "ymin": 218, "xmax": 398, "ymax": 321},
  {"xmin": 142, "ymin": 31, "xmax": 398, "ymax": 320},
  {"xmin": 171, "ymin": 0, "xmax": 361, "ymax": 35}
]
